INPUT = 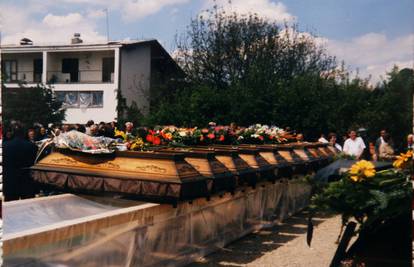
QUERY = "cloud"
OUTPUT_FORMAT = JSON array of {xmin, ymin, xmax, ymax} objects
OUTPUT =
[
  {"xmin": 203, "ymin": 0, "xmax": 295, "ymax": 23},
  {"xmin": 121, "ymin": 0, "xmax": 189, "ymax": 21},
  {"xmin": 87, "ymin": 9, "xmax": 107, "ymax": 19},
  {"xmin": 43, "ymin": 13, "xmax": 84, "ymax": 27},
  {"xmin": 0, "ymin": 4, "xmax": 35, "ymax": 35},
  {"xmin": 325, "ymin": 33, "xmax": 414, "ymax": 83},
  {"xmin": 1, "ymin": 10, "xmax": 106, "ymax": 44},
  {"xmin": 44, "ymin": 0, "xmax": 190, "ymax": 22}
]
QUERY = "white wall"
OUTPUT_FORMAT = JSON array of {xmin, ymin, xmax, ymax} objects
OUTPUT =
[
  {"xmin": 52, "ymin": 83, "xmax": 118, "ymax": 124},
  {"xmin": 119, "ymin": 44, "xmax": 151, "ymax": 115}
]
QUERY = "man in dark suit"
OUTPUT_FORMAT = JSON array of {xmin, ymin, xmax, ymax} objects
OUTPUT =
[{"xmin": 3, "ymin": 124, "xmax": 38, "ymax": 201}]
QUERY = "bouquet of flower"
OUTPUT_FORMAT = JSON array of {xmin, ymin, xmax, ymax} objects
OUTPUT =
[
  {"xmin": 55, "ymin": 130, "xmax": 117, "ymax": 154},
  {"xmin": 145, "ymin": 129, "xmax": 163, "ymax": 146},
  {"xmin": 237, "ymin": 124, "xmax": 287, "ymax": 144}
]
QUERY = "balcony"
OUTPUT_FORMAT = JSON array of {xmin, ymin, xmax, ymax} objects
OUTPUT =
[
  {"xmin": 47, "ymin": 70, "xmax": 114, "ymax": 84},
  {"xmin": 3, "ymin": 71, "xmax": 42, "ymax": 84}
]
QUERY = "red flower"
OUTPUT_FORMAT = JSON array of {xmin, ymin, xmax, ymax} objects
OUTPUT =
[
  {"xmin": 153, "ymin": 136, "xmax": 161, "ymax": 145},
  {"xmin": 258, "ymin": 135, "xmax": 264, "ymax": 141},
  {"xmin": 201, "ymin": 128, "xmax": 209, "ymax": 134},
  {"xmin": 219, "ymin": 135, "xmax": 225, "ymax": 142},
  {"xmin": 207, "ymin": 133, "xmax": 215, "ymax": 139},
  {"xmin": 146, "ymin": 134, "xmax": 153, "ymax": 143}
]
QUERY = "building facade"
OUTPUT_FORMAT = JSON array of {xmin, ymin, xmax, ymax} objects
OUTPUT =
[{"xmin": 0, "ymin": 37, "xmax": 181, "ymax": 124}]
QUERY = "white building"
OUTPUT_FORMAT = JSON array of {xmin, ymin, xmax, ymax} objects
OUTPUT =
[{"xmin": 0, "ymin": 35, "xmax": 182, "ymax": 123}]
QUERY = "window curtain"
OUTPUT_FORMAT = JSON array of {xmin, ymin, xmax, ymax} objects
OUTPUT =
[{"xmin": 79, "ymin": 92, "xmax": 93, "ymax": 107}]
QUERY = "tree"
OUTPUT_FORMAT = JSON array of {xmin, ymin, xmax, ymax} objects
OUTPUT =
[
  {"xmin": 2, "ymin": 83, "xmax": 65, "ymax": 128},
  {"xmin": 359, "ymin": 67, "xmax": 413, "ymax": 150},
  {"xmin": 145, "ymin": 7, "xmax": 412, "ymax": 149},
  {"xmin": 147, "ymin": 7, "xmax": 338, "ymax": 130}
]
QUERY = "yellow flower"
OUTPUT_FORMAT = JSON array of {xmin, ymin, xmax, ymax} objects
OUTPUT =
[
  {"xmin": 349, "ymin": 160, "xmax": 376, "ymax": 182},
  {"xmin": 114, "ymin": 127, "xmax": 127, "ymax": 141},
  {"xmin": 130, "ymin": 138, "xmax": 145, "ymax": 150},
  {"xmin": 393, "ymin": 150, "xmax": 413, "ymax": 169}
]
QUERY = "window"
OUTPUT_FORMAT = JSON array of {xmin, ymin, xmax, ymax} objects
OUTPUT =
[
  {"xmin": 102, "ymin": 57, "xmax": 114, "ymax": 82},
  {"xmin": 2, "ymin": 60, "xmax": 17, "ymax": 82},
  {"xmin": 55, "ymin": 91, "xmax": 103, "ymax": 108},
  {"xmin": 62, "ymin": 58, "xmax": 79, "ymax": 82}
]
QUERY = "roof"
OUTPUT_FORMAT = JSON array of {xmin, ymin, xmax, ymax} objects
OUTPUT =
[
  {"xmin": 0, "ymin": 39, "xmax": 159, "ymax": 53},
  {"xmin": 1, "ymin": 38, "xmax": 184, "ymax": 75}
]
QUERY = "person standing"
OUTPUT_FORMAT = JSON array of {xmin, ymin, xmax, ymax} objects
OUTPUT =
[
  {"xmin": 407, "ymin": 134, "xmax": 413, "ymax": 150},
  {"xmin": 378, "ymin": 133, "xmax": 396, "ymax": 161},
  {"xmin": 27, "ymin": 128, "xmax": 37, "ymax": 143},
  {"xmin": 328, "ymin": 133, "xmax": 342, "ymax": 151},
  {"xmin": 89, "ymin": 124, "xmax": 99, "ymax": 136},
  {"xmin": 85, "ymin": 120, "xmax": 94, "ymax": 135},
  {"xmin": 3, "ymin": 124, "xmax": 39, "ymax": 201},
  {"xmin": 125, "ymin": 122, "xmax": 136, "ymax": 138},
  {"xmin": 37, "ymin": 127, "xmax": 49, "ymax": 140},
  {"xmin": 343, "ymin": 130, "xmax": 366, "ymax": 159},
  {"xmin": 374, "ymin": 129, "xmax": 387, "ymax": 159}
]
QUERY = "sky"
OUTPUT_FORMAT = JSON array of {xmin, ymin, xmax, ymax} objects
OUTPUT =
[{"xmin": 0, "ymin": 0, "xmax": 413, "ymax": 84}]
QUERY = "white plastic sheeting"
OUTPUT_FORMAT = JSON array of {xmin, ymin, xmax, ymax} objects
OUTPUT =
[{"xmin": 4, "ymin": 179, "xmax": 311, "ymax": 267}]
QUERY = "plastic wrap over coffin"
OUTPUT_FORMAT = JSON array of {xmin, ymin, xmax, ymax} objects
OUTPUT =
[{"xmin": 4, "ymin": 180, "xmax": 311, "ymax": 267}]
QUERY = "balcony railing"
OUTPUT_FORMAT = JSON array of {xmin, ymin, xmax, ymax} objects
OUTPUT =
[
  {"xmin": 47, "ymin": 70, "xmax": 114, "ymax": 84},
  {"xmin": 3, "ymin": 71, "xmax": 42, "ymax": 83}
]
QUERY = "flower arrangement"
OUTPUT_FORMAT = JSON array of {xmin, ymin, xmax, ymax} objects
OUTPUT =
[
  {"xmin": 238, "ymin": 124, "xmax": 288, "ymax": 144},
  {"xmin": 113, "ymin": 123, "xmax": 292, "ymax": 150},
  {"xmin": 114, "ymin": 128, "xmax": 149, "ymax": 151}
]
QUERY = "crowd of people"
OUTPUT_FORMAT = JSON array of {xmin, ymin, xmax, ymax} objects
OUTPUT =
[
  {"xmin": 4, "ymin": 120, "xmax": 127, "ymax": 143},
  {"xmin": 319, "ymin": 129, "xmax": 413, "ymax": 161}
]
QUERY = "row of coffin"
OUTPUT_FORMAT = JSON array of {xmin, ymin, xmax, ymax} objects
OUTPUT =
[{"xmin": 31, "ymin": 142, "xmax": 338, "ymax": 205}]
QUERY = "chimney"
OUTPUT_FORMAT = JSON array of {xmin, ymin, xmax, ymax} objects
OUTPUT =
[
  {"xmin": 20, "ymin": 38, "xmax": 33, "ymax": 45},
  {"xmin": 71, "ymin": 33, "xmax": 83, "ymax": 44}
]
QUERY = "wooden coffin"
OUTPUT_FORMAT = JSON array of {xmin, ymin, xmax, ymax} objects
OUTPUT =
[
  {"xmin": 193, "ymin": 146, "xmax": 258, "ymax": 188},
  {"xmin": 286, "ymin": 143, "xmax": 323, "ymax": 173},
  {"xmin": 313, "ymin": 143, "xmax": 335, "ymax": 164},
  {"xmin": 238, "ymin": 144, "xmax": 293, "ymax": 179},
  {"xmin": 31, "ymin": 149, "xmax": 209, "ymax": 204},
  {"xmin": 159, "ymin": 148, "xmax": 236, "ymax": 195},
  {"xmin": 305, "ymin": 143, "xmax": 331, "ymax": 168},
  {"xmin": 325, "ymin": 144, "xmax": 340, "ymax": 155},
  {"xmin": 317, "ymin": 143, "xmax": 337, "ymax": 157},
  {"xmin": 211, "ymin": 145, "xmax": 276, "ymax": 183},
  {"xmin": 271, "ymin": 144, "xmax": 309, "ymax": 176}
]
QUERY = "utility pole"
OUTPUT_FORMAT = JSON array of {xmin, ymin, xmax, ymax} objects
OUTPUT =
[{"xmin": 105, "ymin": 8, "xmax": 110, "ymax": 43}]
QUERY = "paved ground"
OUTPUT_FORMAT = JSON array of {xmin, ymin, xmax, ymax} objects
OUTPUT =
[{"xmin": 188, "ymin": 211, "xmax": 343, "ymax": 267}]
